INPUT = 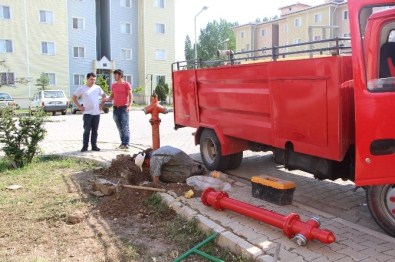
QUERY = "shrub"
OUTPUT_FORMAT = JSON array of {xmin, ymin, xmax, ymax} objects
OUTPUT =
[
  {"xmin": 0, "ymin": 108, "xmax": 47, "ymax": 168},
  {"xmin": 154, "ymin": 77, "xmax": 169, "ymax": 102}
]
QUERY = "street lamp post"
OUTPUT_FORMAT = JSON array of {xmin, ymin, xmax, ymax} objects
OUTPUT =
[
  {"xmin": 219, "ymin": 38, "xmax": 230, "ymax": 50},
  {"xmin": 194, "ymin": 6, "xmax": 208, "ymax": 68}
]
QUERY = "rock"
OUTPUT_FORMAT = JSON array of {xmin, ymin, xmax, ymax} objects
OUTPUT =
[
  {"xmin": 6, "ymin": 185, "xmax": 23, "ymax": 190},
  {"xmin": 68, "ymin": 211, "xmax": 84, "ymax": 224},
  {"xmin": 90, "ymin": 191, "xmax": 105, "ymax": 197},
  {"xmin": 91, "ymin": 179, "xmax": 116, "ymax": 196}
]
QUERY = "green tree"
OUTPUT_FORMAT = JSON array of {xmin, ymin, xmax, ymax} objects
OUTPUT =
[
  {"xmin": 96, "ymin": 75, "xmax": 110, "ymax": 95},
  {"xmin": 132, "ymin": 86, "xmax": 144, "ymax": 95},
  {"xmin": 35, "ymin": 73, "xmax": 51, "ymax": 90},
  {"xmin": 197, "ymin": 19, "xmax": 237, "ymax": 61},
  {"xmin": 184, "ymin": 35, "xmax": 194, "ymax": 61},
  {"xmin": 154, "ymin": 77, "xmax": 169, "ymax": 102}
]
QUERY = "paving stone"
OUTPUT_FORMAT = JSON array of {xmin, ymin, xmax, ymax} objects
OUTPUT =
[
  {"xmin": 195, "ymin": 214, "xmax": 226, "ymax": 234},
  {"xmin": 275, "ymin": 247, "xmax": 303, "ymax": 262},
  {"xmin": 337, "ymin": 239, "xmax": 370, "ymax": 252},
  {"xmin": 216, "ymin": 231, "xmax": 263, "ymax": 260},
  {"xmin": 359, "ymin": 247, "xmax": 394, "ymax": 262},
  {"xmin": 337, "ymin": 247, "xmax": 370, "ymax": 261},
  {"xmin": 290, "ymin": 246, "xmax": 323, "ymax": 261},
  {"xmin": 255, "ymin": 254, "xmax": 274, "ymax": 262}
]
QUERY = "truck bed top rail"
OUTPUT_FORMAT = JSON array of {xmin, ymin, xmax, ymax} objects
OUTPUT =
[{"xmin": 172, "ymin": 37, "xmax": 352, "ymax": 71}]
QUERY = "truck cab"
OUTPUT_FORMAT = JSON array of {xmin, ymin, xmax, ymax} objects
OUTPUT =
[{"xmin": 349, "ymin": 1, "xmax": 395, "ymax": 236}]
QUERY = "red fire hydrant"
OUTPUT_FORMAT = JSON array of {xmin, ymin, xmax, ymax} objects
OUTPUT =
[
  {"xmin": 201, "ymin": 188, "xmax": 335, "ymax": 246},
  {"xmin": 144, "ymin": 95, "xmax": 167, "ymax": 150}
]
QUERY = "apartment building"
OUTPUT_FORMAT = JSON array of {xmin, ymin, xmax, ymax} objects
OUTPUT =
[
  {"xmin": 0, "ymin": 0, "xmax": 69, "ymax": 105},
  {"xmin": 233, "ymin": 0, "xmax": 350, "ymax": 59},
  {"xmin": 68, "ymin": 0, "xmax": 97, "ymax": 96},
  {"xmin": 137, "ymin": 0, "xmax": 175, "ymax": 99},
  {"xmin": 0, "ymin": 0, "xmax": 175, "ymax": 106}
]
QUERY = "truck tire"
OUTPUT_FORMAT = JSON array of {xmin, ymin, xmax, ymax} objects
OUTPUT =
[
  {"xmin": 61, "ymin": 110, "xmax": 66, "ymax": 115},
  {"xmin": 200, "ymin": 129, "xmax": 230, "ymax": 171},
  {"xmin": 228, "ymin": 152, "xmax": 243, "ymax": 170},
  {"xmin": 366, "ymin": 185, "xmax": 395, "ymax": 236}
]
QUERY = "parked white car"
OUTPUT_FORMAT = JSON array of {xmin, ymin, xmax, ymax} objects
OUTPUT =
[
  {"xmin": 0, "ymin": 92, "xmax": 19, "ymax": 112},
  {"xmin": 30, "ymin": 90, "xmax": 69, "ymax": 115}
]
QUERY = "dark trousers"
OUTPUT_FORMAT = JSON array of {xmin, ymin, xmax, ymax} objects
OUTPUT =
[
  {"xmin": 113, "ymin": 107, "xmax": 130, "ymax": 145},
  {"xmin": 83, "ymin": 114, "xmax": 100, "ymax": 148}
]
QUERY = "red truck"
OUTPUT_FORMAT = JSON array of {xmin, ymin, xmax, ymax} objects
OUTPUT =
[{"xmin": 172, "ymin": 0, "xmax": 395, "ymax": 236}]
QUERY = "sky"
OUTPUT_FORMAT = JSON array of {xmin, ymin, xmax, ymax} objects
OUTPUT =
[{"xmin": 174, "ymin": 0, "xmax": 325, "ymax": 60}]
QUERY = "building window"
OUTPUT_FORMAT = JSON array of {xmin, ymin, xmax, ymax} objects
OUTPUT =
[
  {"xmin": 155, "ymin": 0, "xmax": 165, "ymax": 8},
  {"xmin": 314, "ymin": 13, "xmax": 322, "ymax": 23},
  {"xmin": 261, "ymin": 29, "xmax": 266, "ymax": 37},
  {"xmin": 240, "ymin": 31, "xmax": 245, "ymax": 38},
  {"xmin": 73, "ymin": 74, "xmax": 84, "ymax": 85},
  {"xmin": 121, "ymin": 48, "xmax": 132, "ymax": 60},
  {"xmin": 155, "ymin": 49, "xmax": 166, "ymax": 60},
  {"xmin": 156, "ymin": 23, "xmax": 165, "ymax": 34},
  {"xmin": 343, "ymin": 10, "xmax": 348, "ymax": 20},
  {"xmin": 284, "ymin": 24, "xmax": 288, "ymax": 33},
  {"xmin": 39, "ymin": 10, "xmax": 53, "ymax": 24},
  {"xmin": 44, "ymin": 73, "xmax": 56, "ymax": 86},
  {"xmin": 0, "ymin": 72, "xmax": 15, "ymax": 85},
  {"xmin": 0, "ymin": 39, "xmax": 13, "ymax": 53},
  {"xmin": 121, "ymin": 22, "xmax": 131, "ymax": 34},
  {"xmin": 294, "ymin": 18, "xmax": 302, "ymax": 27},
  {"xmin": 123, "ymin": 75, "xmax": 132, "ymax": 85},
  {"xmin": 72, "ymin": 17, "xmax": 85, "ymax": 29},
  {"xmin": 73, "ymin": 47, "xmax": 85, "ymax": 58},
  {"xmin": 293, "ymin": 38, "xmax": 302, "ymax": 44},
  {"xmin": 0, "ymin": 5, "xmax": 11, "ymax": 19},
  {"xmin": 156, "ymin": 75, "xmax": 165, "ymax": 84},
  {"xmin": 41, "ymin": 42, "xmax": 55, "ymax": 55},
  {"xmin": 313, "ymin": 35, "xmax": 321, "ymax": 41},
  {"xmin": 120, "ymin": 0, "xmax": 132, "ymax": 8}
]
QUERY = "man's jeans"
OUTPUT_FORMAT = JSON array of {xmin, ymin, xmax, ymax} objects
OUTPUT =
[
  {"xmin": 83, "ymin": 114, "xmax": 100, "ymax": 148},
  {"xmin": 113, "ymin": 107, "xmax": 130, "ymax": 146}
]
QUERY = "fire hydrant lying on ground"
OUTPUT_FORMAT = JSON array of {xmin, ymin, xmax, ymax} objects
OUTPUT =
[
  {"xmin": 201, "ymin": 188, "xmax": 336, "ymax": 246},
  {"xmin": 143, "ymin": 95, "xmax": 168, "ymax": 150}
]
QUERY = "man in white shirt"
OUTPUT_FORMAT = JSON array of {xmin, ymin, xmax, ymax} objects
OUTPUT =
[{"xmin": 72, "ymin": 72, "xmax": 106, "ymax": 152}]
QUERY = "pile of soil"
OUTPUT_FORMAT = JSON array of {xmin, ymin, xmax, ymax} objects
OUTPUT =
[
  {"xmin": 104, "ymin": 154, "xmax": 151, "ymax": 185},
  {"xmin": 95, "ymin": 154, "xmax": 198, "ymax": 219}
]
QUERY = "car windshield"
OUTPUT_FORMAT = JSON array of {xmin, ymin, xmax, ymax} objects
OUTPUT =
[
  {"xmin": 44, "ymin": 91, "xmax": 65, "ymax": 98},
  {"xmin": 0, "ymin": 93, "xmax": 12, "ymax": 100}
]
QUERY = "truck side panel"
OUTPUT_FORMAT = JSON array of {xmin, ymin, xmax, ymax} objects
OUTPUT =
[
  {"xmin": 197, "ymin": 63, "xmax": 273, "ymax": 147},
  {"xmin": 173, "ymin": 55, "xmax": 354, "ymax": 162}
]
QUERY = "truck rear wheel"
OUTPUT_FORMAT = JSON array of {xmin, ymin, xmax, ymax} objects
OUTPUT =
[
  {"xmin": 366, "ymin": 184, "xmax": 395, "ymax": 236},
  {"xmin": 228, "ymin": 152, "xmax": 243, "ymax": 170},
  {"xmin": 200, "ymin": 129, "xmax": 230, "ymax": 171}
]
